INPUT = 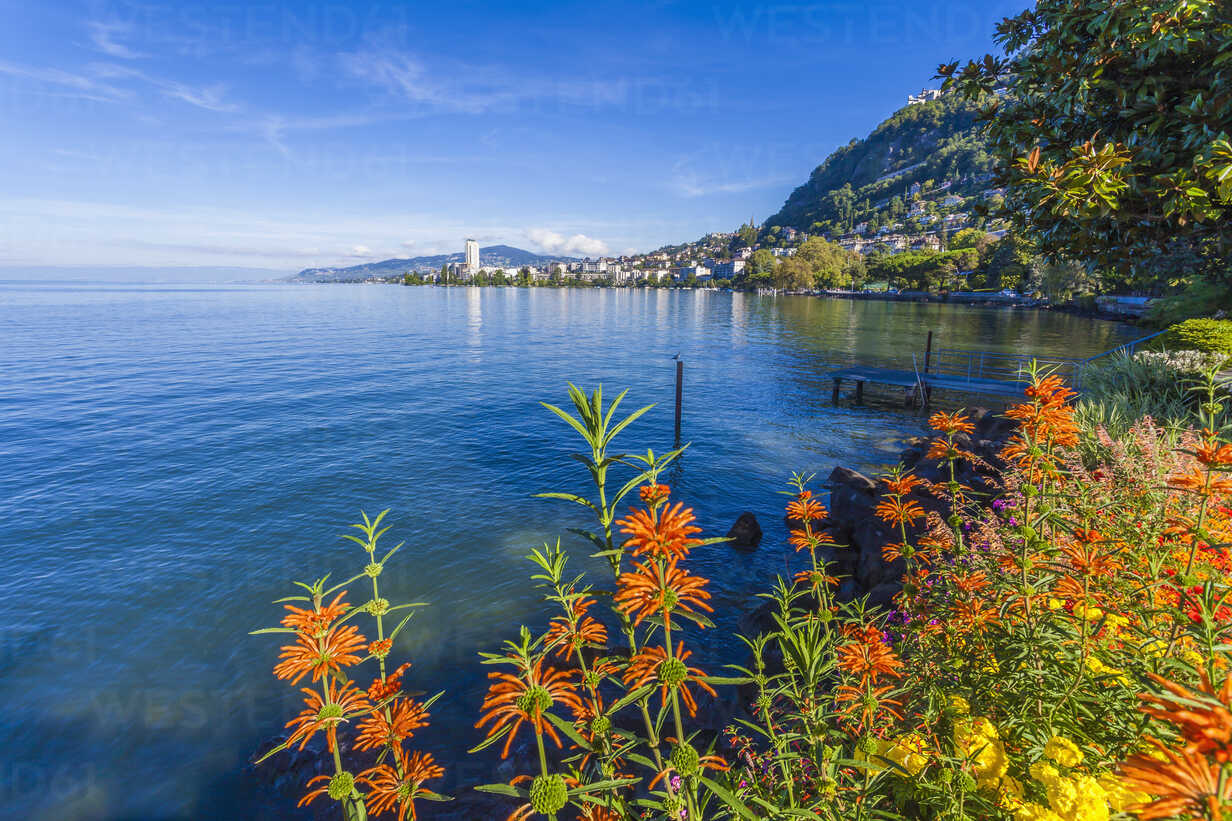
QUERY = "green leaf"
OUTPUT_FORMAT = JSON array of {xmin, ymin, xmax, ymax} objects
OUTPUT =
[
  {"xmin": 701, "ymin": 675, "xmax": 752, "ymax": 686},
  {"xmin": 545, "ymin": 712, "xmax": 590, "ymax": 748},
  {"xmin": 468, "ymin": 724, "xmax": 512, "ymax": 754},
  {"xmin": 699, "ymin": 776, "xmax": 758, "ymax": 820},
  {"xmin": 474, "ymin": 783, "xmax": 526, "ymax": 798},
  {"xmin": 567, "ymin": 777, "xmax": 639, "ymax": 796},
  {"xmin": 608, "ymin": 683, "xmax": 655, "ymax": 714},
  {"xmin": 534, "ymin": 492, "xmax": 599, "ymax": 513}
]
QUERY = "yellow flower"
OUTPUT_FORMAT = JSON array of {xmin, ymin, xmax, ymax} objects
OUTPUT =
[
  {"xmin": 1139, "ymin": 638, "xmax": 1167, "ymax": 657},
  {"xmin": 1085, "ymin": 655, "xmax": 1130, "ymax": 686},
  {"xmin": 854, "ymin": 733, "xmax": 930, "ymax": 778},
  {"xmin": 1072, "ymin": 604, "xmax": 1103, "ymax": 622},
  {"xmin": 994, "ymin": 774, "xmax": 1025, "ymax": 810},
  {"xmin": 1097, "ymin": 773, "xmax": 1150, "ymax": 813},
  {"xmin": 1044, "ymin": 774, "xmax": 1108, "ymax": 821},
  {"xmin": 884, "ymin": 732, "xmax": 930, "ymax": 776},
  {"xmin": 954, "ymin": 716, "xmax": 1007, "ymax": 786},
  {"xmin": 1048, "ymin": 598, "xmax": 1065, "ymax": 611},
  {"xmin": 1043, "ymin": 736, "xmax": 1083, "ymax": 768},
  {"xmin": 1030, "ymin": 761, "xmax": 1061, "ymax": 786},
  {"xmin": 948, "ymin": 694, "xmax": 970, "ymax": 715},
  {"xmin": 1014, "ymin": 802, "xmax": 1065, "ymax": 821}
]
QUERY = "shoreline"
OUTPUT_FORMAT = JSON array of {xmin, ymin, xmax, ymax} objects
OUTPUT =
[{"xmin": 299, "ymin": 280, "xmax": 1147, "ymax": 325}]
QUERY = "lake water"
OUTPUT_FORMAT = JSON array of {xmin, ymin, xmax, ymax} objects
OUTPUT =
[{"xmin": 0, "ymin": 282, "xmax": 1136, "ymax": 819}]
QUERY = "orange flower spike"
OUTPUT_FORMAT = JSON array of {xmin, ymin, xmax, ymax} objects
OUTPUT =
[
  {"xmin": 1140, "ymin": 672, "xmax": 1232, "ymax": 760},
  {"xmin": 616, "ymin": 501, "xmax": 703, "ymax": 561},
  {"xmin": 929, "ymin": 410, "xmax": 975, "ymax": 435},
  {"xmin": 1025, "ymin": 373, "xmax": 1077, "ymax": 406},
  {"xmin": 358, "ymin": 748, "xmax": 445, "ymax": 821},
  {"xmin": 281, "ymin": 591, "xmax": 351, "ymax": 635},
  {"xmin": 274, "ymin": 622, "xmax": 367, "ymax": 684},
  {"xmin": 788, "ymin": 527, "xmax": 822, "ymax": 552},
  {"xmin": 1195, "ymin": 437, "xmax": 1232, "ymax": 470},
  {"xmin": 835, "ymin": 624, "xmax": 902, "ymax": 686},
  {"xmin": 1121, "ymin": 739, "xmax": 1232, "ymax": 820},
  {"xmin": 545, "ymin": 596, "xmax": 608, "ymax": 659},
  {"xmin": 368, "ymin": 661, "xmax": 412, "ymax": 702},
  {"xmin": 622, "ymin": 643, "xmax": 716, "ymax": 716},
  {"xmin": 355, "ymin": 696, "xmax": 431, "ymax": 751},
  {"xmin": 475, "ymin": 658, "xmax": 583, "ymax": 758},
  {"xmin": 1170, "ymin": 466, "xmax": 1232, "ymax": 497},
  {"xmin": 786, "ymin": 490, "xmax": 827, "ymax": 523},
  {"xmin": 794, "ymin": 568, "xmax": 840, "ymax": 589},
  {"xmin": 614, "ymin": 560, "xmax": 712, "ymax": 628},
  {"xmin": 875, "ymin": 496, "xmax": 926, "ymax": 527},
  {"xmin": 639, "ymin": 483, "xmax": 671, "ymax": 505},
  {"xmin": 882, "ymin": 472, "xmax": 925, "ymax": 496},
  {"xmin": 285, "ymin": 679, "xmax": 371, "ymax": 752}
]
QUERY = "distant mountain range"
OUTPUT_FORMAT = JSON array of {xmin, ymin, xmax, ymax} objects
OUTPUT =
[{"xmin": 290, "ymin": 245, "xmax": 578, "ymax": 282}]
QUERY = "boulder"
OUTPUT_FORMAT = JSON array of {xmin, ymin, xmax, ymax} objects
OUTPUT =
[
  {"xmin": 865, "ymin": 581, "xmax": 903, "ymax": 611},
  {"xmin": 827, "ymin": 466, "xmax": 877, "ymax": 530},
  {"xmin": 973, "ymin": 407, "xmax": 1017, "ymax": 443},
  {"xmin": 851, "ymin": 516, "xmax": 901, "ymax": 590},
  {"xmin": 726, "ymin": 512, "xmax": 763, "ymax": 549}
]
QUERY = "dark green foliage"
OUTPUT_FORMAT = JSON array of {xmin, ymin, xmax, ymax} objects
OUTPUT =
[
  {"xmin": 1162, "ymin": 318, "xmax": 1232, "ymax": 356},
  {"xmin": 1147, "ymin": 279, "xmax": 1232, "ymax": 326},
  {"xmin": 940, "ymin": 0, "xmax": 1232, "ymax": 288}
]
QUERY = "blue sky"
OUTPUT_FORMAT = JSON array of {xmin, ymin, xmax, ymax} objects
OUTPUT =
[{"xmin": 0, "ymin": 0, "xmax": 1020, "ymax": 272}]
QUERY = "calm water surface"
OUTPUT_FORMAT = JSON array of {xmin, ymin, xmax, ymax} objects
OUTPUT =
[{"xmin": 0, "ymin": 283, "xmax": 1136, "ymax": 819}]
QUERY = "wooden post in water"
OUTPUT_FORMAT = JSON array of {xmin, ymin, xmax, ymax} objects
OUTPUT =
[
  {"xmin": 923, "ymin": 330, "xmax": 934, "ymax": 373},
  {"xmin": 674, "ymin": 359, "xmax": 684, "ymax": 444}
]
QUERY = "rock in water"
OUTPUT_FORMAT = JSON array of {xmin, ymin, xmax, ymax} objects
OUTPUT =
[{"xmin": 726, "ymin": 512, "xmax": 763, "ymax": 549}]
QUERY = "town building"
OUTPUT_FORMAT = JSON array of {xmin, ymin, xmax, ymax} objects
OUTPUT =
[
  {"xmin": 464, "ymin": 238, "xmax": 479, "ymax": 274},
  {"xmin": 908, "ymin": 88, "xmax": 943, "ymax": 105},
  {"xmin": 710, "ymin": 260, "xmax": 746, "ymax": 278}
]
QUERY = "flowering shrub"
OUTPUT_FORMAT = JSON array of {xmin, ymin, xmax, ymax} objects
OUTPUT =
[
  {"xmin": 255, "ymin": 511, "xmax": 447, "ymax": 821},
  {"xmin": 257, "ymin": 371, "xmax": 1232, "ymax": 820}
]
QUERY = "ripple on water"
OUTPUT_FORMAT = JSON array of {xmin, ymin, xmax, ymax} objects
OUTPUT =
[{"xmin": 0, "ymin": 282, "xmax": 1137, "ymax": 819}]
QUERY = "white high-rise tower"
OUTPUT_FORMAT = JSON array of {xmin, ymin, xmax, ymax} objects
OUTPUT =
[{"xmin": 464, "ymin": 238, "xmax": 479, "ymax": 274}]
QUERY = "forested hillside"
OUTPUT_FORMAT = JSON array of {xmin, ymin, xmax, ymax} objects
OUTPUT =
[{"xmin": 767, "ymin": 94, "xmax": 995, "ymax": 234}]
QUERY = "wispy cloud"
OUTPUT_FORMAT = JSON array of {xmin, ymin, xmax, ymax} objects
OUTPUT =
[
  {"xmin": 0, "ymin": 59, "xmax": 129, "ymax": 102},
  {"xmin": 0, "ymin": 58, "xmax": 237, "ymax": 113},
  {"xmin": 668, "ymin": 174, "xmax": 795, "ymax": 198},
  {"xmin": 249, "ymin": 111, "xmax": 396, "ymax": 156},
  {"xmin": 525, "ymin": 228, "xmax": 609, "ymax": 257},
  {"xmin": 338, "ymin": 47, "xmax": 666, "ymax": 116},
  {"xmin": 88, "ymin": 21, "xmax": 146, "ymax": 59},
  {"xmin": 91, "ymin": 64, "xmax": 239, "ymax": 112}
]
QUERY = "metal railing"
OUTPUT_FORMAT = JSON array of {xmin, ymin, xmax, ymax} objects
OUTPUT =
[
  {"xmin": 926, "ymin": 348, "xmax": 1083, "ymax": 384},
  {"xmin": 919, "ymin": 329, "xmax": 1169, "ymax": 392}
]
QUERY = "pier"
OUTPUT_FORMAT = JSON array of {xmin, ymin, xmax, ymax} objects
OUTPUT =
[{"xmin": 828, "ymin": 329, "xmax": 1169, "ymax": 406}]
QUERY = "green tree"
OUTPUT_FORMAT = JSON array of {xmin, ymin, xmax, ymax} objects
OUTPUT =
[
  {"xmin": 980, "ymin": 232, "xmax": 1037, "ymax": 291},
  {"xmin": 940, "ymin": 0, "xmax": 1232, "ymax": 287},
  {"xmin": 773, "ymin": 256, "xmax": 814, "ymax": 290},
  {"xmin": 796, "ymin": 237, "xmax": 866, "ymax": 289},
  {"xmin": 949, "ymin": 228, "xmax": 990, "ymax": 252},
  {"xmin": 733, "ymin": 222, "xmax": 758, "ymax": 249}
]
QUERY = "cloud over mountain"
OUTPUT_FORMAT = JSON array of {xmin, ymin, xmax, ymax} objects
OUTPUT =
[{"xmin": 526, "ymin": 229, "xmax": 608, "ymax": 257}]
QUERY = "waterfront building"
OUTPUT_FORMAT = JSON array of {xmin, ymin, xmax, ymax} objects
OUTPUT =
[
  {"xmin": 710, "ymin": 260, "xmax": 745, "ymax": 278},
  {"xmin": 464, "ymin": 238, "xmax": 479, "ymax": 274}
]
